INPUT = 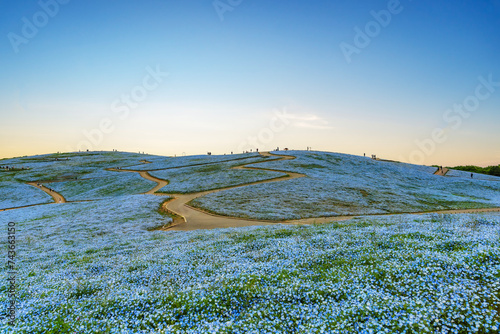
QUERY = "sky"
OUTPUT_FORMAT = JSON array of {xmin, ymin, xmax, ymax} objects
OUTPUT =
[{"xmin": 0, "ymin": 0, "xmax": 499, "ymax": 166}]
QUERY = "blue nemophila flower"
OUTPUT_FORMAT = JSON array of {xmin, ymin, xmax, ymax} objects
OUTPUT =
[
  {"xmin": 1, "ymin": 195, "xmax": 500, "ymax": 332},
  {"xmin": 192, "ymin": 151, "xmax": 500, "ymax": 220}
]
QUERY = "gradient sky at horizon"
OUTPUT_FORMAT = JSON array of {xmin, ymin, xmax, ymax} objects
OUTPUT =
[{"xmin": 1, "ymin": 0, "xmax": 499, "ymax": 166}]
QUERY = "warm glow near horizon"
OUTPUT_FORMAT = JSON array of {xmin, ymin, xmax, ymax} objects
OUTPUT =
[{"xmin": 1, "ymin": 1, "xmax": 499, "ymax": 167}]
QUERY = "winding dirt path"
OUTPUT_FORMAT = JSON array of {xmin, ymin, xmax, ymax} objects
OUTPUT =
[
  {"xmin": 104, "ymin": 168, "xmax": 170, "ymax": 196},
  {"xmin": 160, "ymin": 152, "xmax": 305, "ymax": 230},
  {"xmin": 103, "ymin": 153, "xmax": 298, "ymax": 229},
  {"xmin": 121, "ymin": 152, "xmax": 500, "ymax": 230},
  {"xmin": 4, "ymin": 152, "xmax": 500, "ymax": 228},
  {"xmin": 138, "ymin": 171, "xmax": 169, "ymax": 195},
  {"xmin": 1, "ymin": 182, "xmax": 67, "ymax": 212},
  {"xmin": 27, "ymin": 182, "xmax": 66, "ymax": 204},
  {"xmin": 120, "ymin": 155, "xmax": 270, "ymax": 172}
]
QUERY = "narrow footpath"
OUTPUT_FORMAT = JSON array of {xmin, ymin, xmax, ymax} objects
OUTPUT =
[
  {"xmin": 3, "ymin": 152, "xmax": 499, "ymax": 230},
  {"xmin": 116, "ymin": 152, "xmax": 500, "ymax": 230},
  {"xmin": 434, "ymin": 167, "xmax": 449, "ymax": 176}
]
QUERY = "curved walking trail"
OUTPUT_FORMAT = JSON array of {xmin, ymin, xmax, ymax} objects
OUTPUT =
[
  {"xmin": 27, "ymin": 182, "xmax": 67, "ymax": 204},
  {"xmin": 162, "ymin": 152, "xmax": 306, "ymax": 230},
  {"xmin": 3, "ymin": 152, "xmax": 500, "ymax": 228},
  {"xmin": 138, "ymin": 171, "xmax": 169, "ymax": 195},
  {"xmin": 107, "ymin": 152, "xmax": 305, "ymax": 230},
  {"xmin": 0, "ymin": 182, "xmax": 67, "ymax": 212},
  {"xmin": 113, "ymin": 152, "xmax": 500, "ymax": 230}
]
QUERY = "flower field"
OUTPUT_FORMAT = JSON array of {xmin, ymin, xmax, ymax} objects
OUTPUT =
[
  {"xmin": 446, "ymin": 168, "xmax": 500, "ymax": 182},
  {"xmin": 49, "ymin": 172, "xmax": 157, "ymax": 201},
  {"xmin": 0, "ymin": 181, "xmax": 52, "ymax": 210},
  {"xmin": 1, "ymin": 150, "xmax": 500, "ymax": 333},
  {"xmin": 4, "ymin": 152, "xmax": 148, "ymax": 182},
  {"xmin": 191, "ymin": 151, "xmax": 500, "ymax": 220},
  {"xmin": 122, "ymin": 153, "xmax": 263, "ymax": 171},
  {"xmin": 1, "ymin": 204, "xmax": 500, "ymax": 332},
  {"xmin": 152, "ymin": 157, "xmax": 282, "ymax": 194}
]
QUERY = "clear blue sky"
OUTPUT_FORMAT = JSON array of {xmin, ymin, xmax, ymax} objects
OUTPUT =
[{"xmin": 1, "ymin": 0, "xmax": 499, "ymax": 166}]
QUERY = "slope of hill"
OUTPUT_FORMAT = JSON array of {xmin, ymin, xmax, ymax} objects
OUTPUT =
[
  {"xmin": 0, "ymin": 181, "xmax": 53, "ymax": 209},
  {"xmin": 446, "ymin": 168, "xmax": 500, "ymax": 181},
  {"xmin": 449, "ymin": 165, "xmax": 500, "ymax": 178},
  {"xmin": 48, "ymin": 172, "xmax": 157, "ymax": 201},
  {"xmin": 2, "ymin": 150, "xmax": 499, "ymax": 217},
  {"xmin": 191, "ymin": 151, "xmax": 500, "ymax": 220},
  {"xmin": 121, "ymin": 152, "xmax": 263, "ymax": 171},
  {"xmin": 0, "ymin": 151, "xmax": 156, "ymax": 209},
  {"xmin": 2, "ymin": 150, "xmax": 500, "ymax": 332},
  {"xmin": 152, "ymin": 156, "xmax": 282, "ymax": 194}
]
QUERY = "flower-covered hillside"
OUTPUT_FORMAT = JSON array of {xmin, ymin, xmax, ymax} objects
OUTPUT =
[
  {"xmin": 191, "ymin": 151, "xmax": 500, "ymax": 220},
  {"xmin": 1, "ymin": 151, "xmax": 275, "ymax": 206},
  {"xmin": 152, "ymin": 156, "xmax": 282, "ymax": 194},
  {"xmin": 48, "ymin": 172, "xmax": 157, "ymax": 201},
  {"xmin": 0, "ymin": 181, "xmax": 52, "ymax": 209},
  {"xmin": 0, "ymin": 151, "xmax": 157, "ymax": 208},
  {"xmin": 2, "ymin": 151, "xmax": 149, "ymax": 182},
  {"xmin": 447, "ymin": 168, "xmax": 500, "ymax": 181},
  {"xmin": 1, "ymin": 207, "xmax": 499, "ymax": 333},
  {"xmin": 122, "ymin": 152, "xmax": 264, "ymax": 171}
]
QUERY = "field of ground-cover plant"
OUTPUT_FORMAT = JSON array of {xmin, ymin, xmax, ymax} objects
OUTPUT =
[
  {"xmin": 0, "ymin": 151, "xmax": 158, "ymax": 209},
  {"xmin": 2, "ymin": 150, "xmax": 500, "ymax": 333},
  {"xmin": 0, "ymin": 181, "xmax": 52, "ymax": 209},
  {"xmin": 1, "ymin": 197, "xmax": 500, "ymax": 333},
  {"xmin": 2, "ymin": 151, "xmax": 149, "ymax": 182},
  {"xmin": 122, "ymin": 153, "xmax": 263, "ymax": 171},
  {"xmin": 0, "ymin": 151, "xmax": 271, "ymax": 207},
  {"xmin": 48, "ymin": 172, "xmax": 157, "ymax": 201},
  {"xmin": 152, "ymin": 157, "xmax": 282, "ymax": 194},
  {"xmin": 191, "ymin": 151, "xmax": 500, "ymax": 220},
  {"xmin": 446, "ymin": 168, "xmax": 500, "ymax": 182}
]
